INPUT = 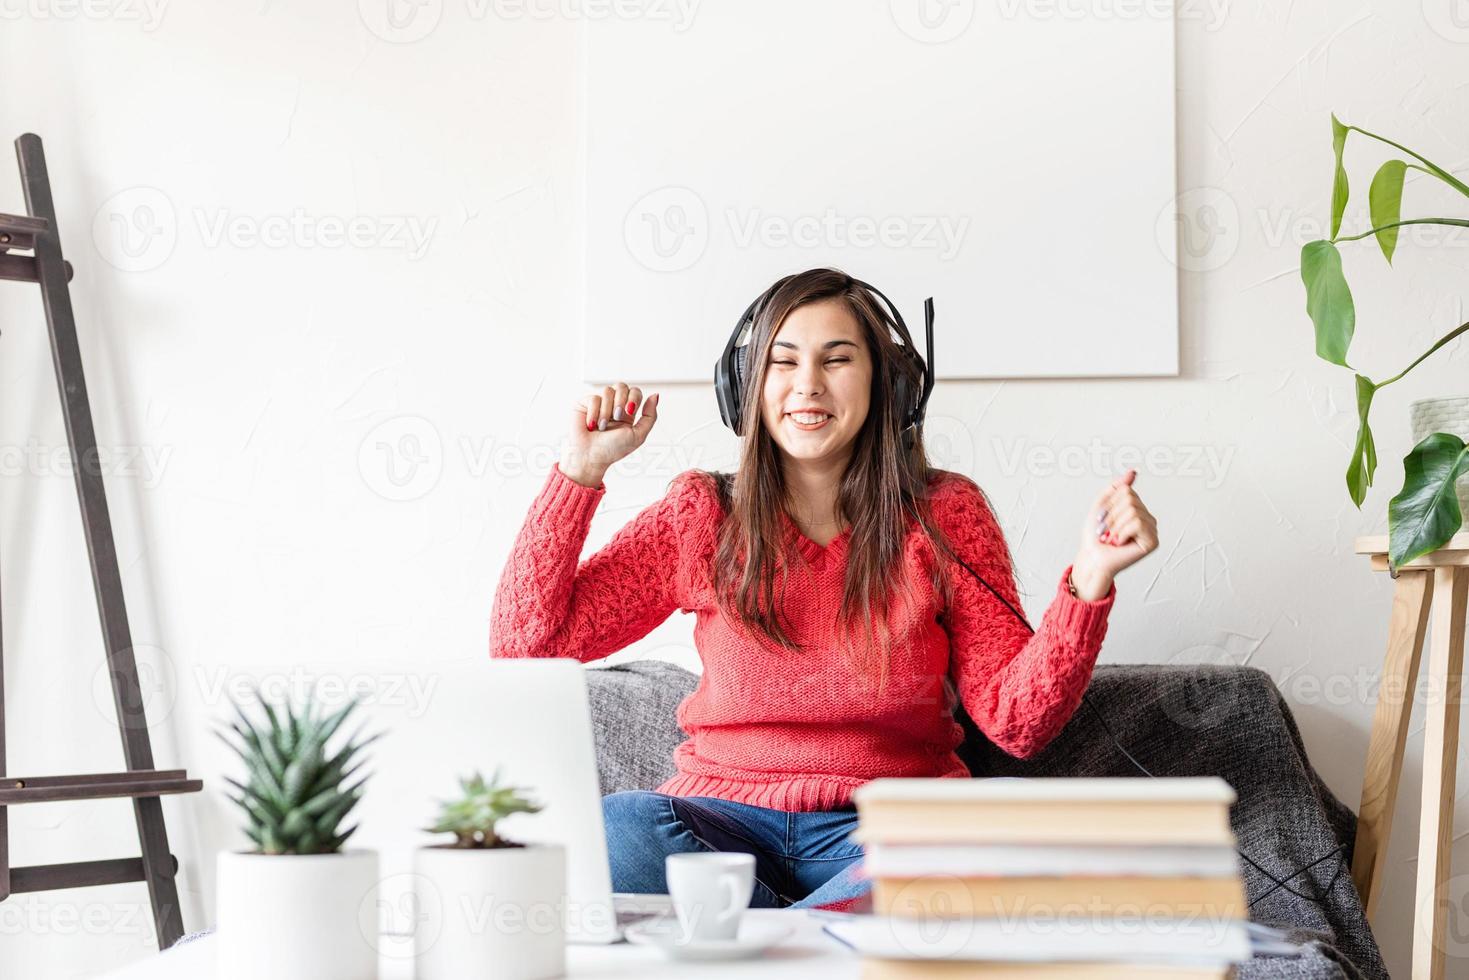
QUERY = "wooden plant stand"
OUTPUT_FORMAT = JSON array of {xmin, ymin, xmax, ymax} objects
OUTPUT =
[{"xmin": 1352, "ymin": 531, "xmax": 1469, "ymax": 980}]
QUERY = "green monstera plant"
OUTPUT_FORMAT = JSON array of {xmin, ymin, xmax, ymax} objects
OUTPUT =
[{"xmin": 1301, "ymin": 114, "xmax": 1469, "ymax": 568}]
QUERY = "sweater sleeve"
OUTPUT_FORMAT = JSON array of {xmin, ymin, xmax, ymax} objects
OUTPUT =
[
  {"xmin": 935, "ymin": 477, "xmax": 1115, "ymax": 759},
  {"xmin": 489, "ymin": 462, "xmax": 702, "ymax": 663}
]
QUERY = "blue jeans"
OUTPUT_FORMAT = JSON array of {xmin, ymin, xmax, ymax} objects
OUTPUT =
[{"xmin": 601, "ymin": 790, "xmax": 869, "ymax": 909}]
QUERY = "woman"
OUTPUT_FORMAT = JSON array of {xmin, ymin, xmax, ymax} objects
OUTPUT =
[{"xmin": 489, "ymin": 268, "xmax": 1159, "ymax": 910}]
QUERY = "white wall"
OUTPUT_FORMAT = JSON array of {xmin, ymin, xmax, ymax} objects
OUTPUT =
[{"xmin": 0, "ymin": 2, "xmax": 1466, "ymax": 977}]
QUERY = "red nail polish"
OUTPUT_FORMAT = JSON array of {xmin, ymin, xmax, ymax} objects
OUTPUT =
[
  {"xmin": 587, "ymin": 419, "xmax": 596, "ymax": 431},
  {"xmin": 626, "ymin": 401, "xmax": 636, "ymax": 414}
]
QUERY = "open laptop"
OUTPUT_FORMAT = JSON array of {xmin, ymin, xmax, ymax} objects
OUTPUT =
[{"xmin": 477, "ymin": 658, "xmax": 674, "ymax": 943}]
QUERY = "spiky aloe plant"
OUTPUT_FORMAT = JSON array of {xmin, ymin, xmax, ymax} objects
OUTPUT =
[
  {"xmin": 216, "ymin": 692, "xmax": 379, "ymax": 855},
  {"xmin": 424, "ymin": 769, "xmax": 542, "ymax": 848}
]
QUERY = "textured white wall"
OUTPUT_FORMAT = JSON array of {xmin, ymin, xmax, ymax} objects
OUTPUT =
[{"xmin": 0, "ymin": 2, "xmax": 1466, "ymax": 977}]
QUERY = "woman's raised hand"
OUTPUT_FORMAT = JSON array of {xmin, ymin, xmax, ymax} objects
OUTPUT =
[
  {"xmin": 559, "ymin": 383, "xmax": 659, "ymax": 488},
  {"xmin": 1070, "ymin": 468, "xmax": 1159, "ymax": 600}
]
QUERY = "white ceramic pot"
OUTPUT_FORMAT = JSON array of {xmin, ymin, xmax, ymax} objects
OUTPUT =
[
  {"xmin": 413, "ymin": 843, "xmax": 566, "ymax": 980},
  {"xmin": 1410, "ymin": 397, "xmax": 1469, "ymax": 528},
  {"xmin": 217, "ymin": 849, "xmax": 379, "ymax": 980}
]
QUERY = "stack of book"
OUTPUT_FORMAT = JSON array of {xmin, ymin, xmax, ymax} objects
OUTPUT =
[{"xmin": 835, "ymin": 777, "xmax": 1263, "ymax": 978}]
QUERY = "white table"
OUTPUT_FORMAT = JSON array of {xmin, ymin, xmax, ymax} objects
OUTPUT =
[{"xmin": 95, "ymin": 910, "xmax": 861, "ymax": 979}]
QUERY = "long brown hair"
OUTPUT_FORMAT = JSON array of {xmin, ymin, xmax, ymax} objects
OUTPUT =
[{"xmin": 685, "ymin": 268, "xmax": 1013, "ymax": 693}]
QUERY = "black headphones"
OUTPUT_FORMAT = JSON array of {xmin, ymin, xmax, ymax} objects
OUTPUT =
[{"xmin": 713, "ymin": 274, "xmax": 936, "ymax": 448}]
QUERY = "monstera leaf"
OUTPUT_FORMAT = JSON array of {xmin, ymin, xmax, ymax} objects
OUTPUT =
[
  {"xmin": 1345, "ymin": 375, "xmax": 1377, "ymax": 507},
  {"xmin": 1388, "ymin": 433, "xmax": 1469, "ymax": 568},
  {"xmin": 1301, "ymin": 240, "xmax": 1355, "ymax": 368}
]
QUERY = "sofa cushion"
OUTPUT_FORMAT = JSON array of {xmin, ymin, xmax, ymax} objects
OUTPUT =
[{"xmin": 587, "ymin": 659, "xmax": 695, "ymax": 795}]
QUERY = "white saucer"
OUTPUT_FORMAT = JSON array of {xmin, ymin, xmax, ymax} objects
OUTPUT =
[{"xmin": 623, "ymin": 914, "xmax": 796, "ymax": 961}]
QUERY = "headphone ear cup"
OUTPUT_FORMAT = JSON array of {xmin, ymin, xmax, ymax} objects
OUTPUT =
[
  {"xmin": 892, "ymin": 343, "xmax": 922, "ymax": 431},
  {"xmin": 893, "ymin": 373, "xmax": 913, "ymax": 431},
  {"xmin": 732, "ymin": 343, "xmax": 749, "ymax": 432}
]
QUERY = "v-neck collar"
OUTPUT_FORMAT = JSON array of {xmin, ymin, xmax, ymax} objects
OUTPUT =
[{"xmin": 780, "ymin": 510, "xmax": 852, "ymax": 565}]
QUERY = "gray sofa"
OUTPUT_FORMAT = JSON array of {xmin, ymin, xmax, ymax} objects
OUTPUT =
[{"xmin": 585, "ymin": 660, "xmax": 1387, "ymax": 980}]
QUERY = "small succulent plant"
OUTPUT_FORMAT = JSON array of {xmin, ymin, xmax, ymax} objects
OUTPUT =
[
  {"xmin": 425, "ymin": 769, "xmax": 543, "ymax": 848},
  {"xmin": 217, "ymin": 692, "xmax": 379, "ymax": 855}
]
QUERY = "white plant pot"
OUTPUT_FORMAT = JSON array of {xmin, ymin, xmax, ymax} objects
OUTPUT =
[
  {"xmin": 1410, "ymin": 397, "xmax": 1469, "ymax": 529},
  {"xmin": 413, "ymin": 842, "xmax": 566, "ymax": 980},
  {"xmin": 217, "ymin": 849, "xmax": 380, "ymax": 980}
]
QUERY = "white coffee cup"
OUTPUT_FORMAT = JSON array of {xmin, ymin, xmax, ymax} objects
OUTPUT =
[{"xmin": 665, "ymin": 852, "xmax": 755, "ymax": 942}]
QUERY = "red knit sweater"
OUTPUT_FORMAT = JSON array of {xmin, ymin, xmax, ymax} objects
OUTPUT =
[{"xmin": 489, "ymin": 463, "xmax": 1115, "ymax": 812}]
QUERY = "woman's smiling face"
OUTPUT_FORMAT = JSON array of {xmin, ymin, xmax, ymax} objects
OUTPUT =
[{"xmin": 759, "ymin": 297, "xmax": 873, "ymax": 466}]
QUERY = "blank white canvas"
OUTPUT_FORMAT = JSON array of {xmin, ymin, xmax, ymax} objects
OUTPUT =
[{"xmin": 583, "ymin": 0, "xmax": 1178, "ymax": 383}]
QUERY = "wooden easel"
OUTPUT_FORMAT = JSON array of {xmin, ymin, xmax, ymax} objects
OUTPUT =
[
  {"xmin": 0, "ymin": 134, "xmax": 201, "ymax": 949},
  {"xmin": 1351, "ymin": 531, "xmax": 1469, "ymax": 980}
]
